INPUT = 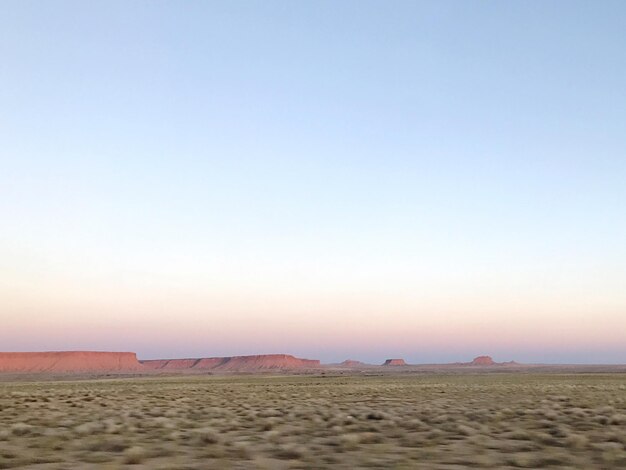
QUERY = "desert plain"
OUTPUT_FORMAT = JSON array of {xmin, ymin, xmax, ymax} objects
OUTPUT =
[{"xmin": 2, "ymin": 367, "xmax": 626, "ymax": 469}]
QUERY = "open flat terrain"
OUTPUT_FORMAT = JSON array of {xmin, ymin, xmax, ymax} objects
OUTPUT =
[{"xmin": 1, "ymin": 373, "xmax": 626, "ymax": 469}]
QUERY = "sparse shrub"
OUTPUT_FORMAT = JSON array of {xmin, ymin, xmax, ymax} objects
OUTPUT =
[
  {"xmin": 264, "ymin": 430, "xmax": 280, "ymax": 444},
  {"xmin": 457, "ymin": 424, "xmax": 475, "ymax": 436},
  {"xmin": 85, "ymin": 437, "xmax": 128, "ymax": 452},
  {"xmin": 329, "ymin": 425, "xmax": 343, "ymax": 435},
  {"xmin": 507, "ymin": 452, "xmax": 537, "ymax": 468},
  {"xmin": 79, "ymin": 452, "xmax": 115, "ymax": 464},
  {"xmin": 260, "ymin": 417, "xmax": 279, "ymax": 431},
  {"xmin": 74, "ymin": 421, "xmax": 102, "ymax": 435},
  {"xmin": 467, "ymin": 453, "xmax": 498, "ymax": 466},
  {"xmin": 338, "ymin": 433, "xmax": 360, "ymax": 450},
  {"xmin": 598, "ymin": 406, "xmax": 614, "ymax": 414},
  {"xmin": 533, "ymin": 431, "xmax": 559, "ymax": 446},
  {"xmin": 542, "ymin": 409, "xmax": 558, "ymax": 420},
  {"xmin": 547, "ymin": 425, "xmax": 567, "ymax": 438},
  {"xmin": 564, "ymin": 433, "xmax": 588, "ymax": 449},
  {"xmin": 230, "ymin": 441, "xmax": 252, "ymax": 459},
  {"xmin": 11, "ymin": 423, "xmax": 33, "ymax": 436},
  {"xmin": 258, "ymin": 408, "xmax": 281, "ymax": 418},
  {"xmin": 123, "ymin": 446, "xmax": 146, "ymax": 464},
  {"xmin": 597, "ymin": 442, "xmax": 623, "ymax": 464},
  {"xmin": 151, "ymin": 416, "xmax": 174, "ymax": 428},
  {"xmin": 404, "ymin": 418, "xmax": 427, "ymax": 431},
  {"xmin": 467, "ymin": 433, "xmax": 489, "ymax": 447},
  {"xmin": 427, "ymin": 428, "xmax": 444, "ymax": 441},
  {"xmin": 194, "ymin": 427, "xmax": 220, "ymax": 444},
  {"xmin": 358, "ymin": 432, "xmax": 383, "ymax": 444},
  {"xmin": 610, "ymin": 414, "xmax": 626, "ymax": 425},
  {"xmin": 507, "ymin": 429, "xmax": 530, "ymax": 440},
  {"xmin": 596, "ymin": 415, "xmax": 610, "ymax": 425},
  {"xmin": 343, "ymin": 415, "xmax": 356, "ymax": 425},
  {"xmin": 276, "ymin": 443, "xmax": 305, "ymax": 459}
]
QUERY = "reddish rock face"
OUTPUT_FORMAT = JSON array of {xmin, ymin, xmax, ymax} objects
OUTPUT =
[
  {"xmin": 471, "ymin": 356, "xmax": 495, "ymax": 366},
  {"xmin": 193, "ymin": 357, "xmax": 230, "ymax": 369},
  {"xmin": 140, "ymin": 359, "xmax": 200, "ymax": 370},
  {"xmin": 214, "ymin": 355, "xmax": 320, "ymax": 371},
  {"xmin": 0, "ymin": 351, "xmax": 142, "ymax": 373},
  {"xmin": 141, "ymin": 354, "xmax": 320, "ymax": 371},
  {"xmin": 383, "ymin": 359, "xmax": 407, "ymax": 366},
  {"xmin": 0, "ymin": 352, "xmax": 321, "ymax": 374}
]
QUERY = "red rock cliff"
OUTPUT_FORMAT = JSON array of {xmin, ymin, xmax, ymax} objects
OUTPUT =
[
  {"xmin": 141, "ymin": 354, "xmax": 320, "ymax": 371},
  {"xmin": 0, "ymin": 351, "xmax": 143, "ymax": 373},
  {"xmin": 140, "ymin": 359, "xmax": 201, "ymax": 370}
]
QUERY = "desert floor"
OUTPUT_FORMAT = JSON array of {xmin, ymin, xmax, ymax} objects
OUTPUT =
[{"xmin": 1, "ymin": 373, "xmax": 625, "ymax": 469}]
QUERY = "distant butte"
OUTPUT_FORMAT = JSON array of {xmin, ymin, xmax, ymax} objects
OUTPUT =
[
  {"xmin": 470, "ymin": 355, "xmax": 496, "ymax": 366},
  {"xmin": 463, "ymin": 356, "xmax": 519, "ymax": 366},
  {"xmin": 339, "ymin": 359, "xmax": 365, "ymax": 366},
  {"xmin": 383, "ymin": 359, "xmax": 407, "ymax": 366}
]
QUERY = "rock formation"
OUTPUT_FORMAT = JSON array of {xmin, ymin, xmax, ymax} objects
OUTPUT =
[
  {"xmin": 0, "ymin": 352, "xmax": 321, "ymax": 374},
  {"xmin": 339, "ymin": 359, "xmax": 365, "ymax": 367},
  {"xmin": 0, "ymin": 351, "xmax": 142, "ymax": 373},
  {"xmin": 141, "ymin": 354, "xmax": 320, "ymax": 371},
  {"xmin": 462, "ymin": 356, "xmax": 519, "ymax": 366},
  {"xmin": 470, "ymin": 355, "xmax": 496, "ymax": 366},
  {"xmin": 140, "ymin": 359, "xmax": 200, "ymax": 370},
  {"xmin": 383, "ymin": 359, "xmax": 407, "ymax": 366}
]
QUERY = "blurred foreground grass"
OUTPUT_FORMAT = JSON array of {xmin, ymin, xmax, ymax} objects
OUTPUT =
[{"xmin": 1, "ymin": 373, "xmax": 625, "ymax": 468}]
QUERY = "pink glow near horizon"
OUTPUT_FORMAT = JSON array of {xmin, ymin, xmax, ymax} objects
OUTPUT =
[{"xmin": 3, "ymin": 286, "xmax": 626, "ymax": 363}]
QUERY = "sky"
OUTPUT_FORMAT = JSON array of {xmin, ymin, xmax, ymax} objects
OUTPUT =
[{"xmin": 1, "ymin": 1, "xmax": 625, "ymax": 364}]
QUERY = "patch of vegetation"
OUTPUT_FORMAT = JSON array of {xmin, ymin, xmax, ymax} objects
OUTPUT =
[{"xmin": 0, "ymin": 373, "xmax": 625, "ymax": 468}]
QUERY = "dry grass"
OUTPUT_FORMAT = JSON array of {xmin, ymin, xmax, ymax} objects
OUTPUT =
[{"xmin": 0, "ymin": 373, "xmax": 625, "ymax": 468}]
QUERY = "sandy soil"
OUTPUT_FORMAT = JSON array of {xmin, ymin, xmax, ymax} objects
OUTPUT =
[{"xmin": 1, "ymin": 372, "xmax": 625, "ymax": 468}]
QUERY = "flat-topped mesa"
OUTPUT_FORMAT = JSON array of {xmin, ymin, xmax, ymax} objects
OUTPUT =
[
  {"xmin": 0, "ymin": 351, "xmax": 142, "ymax": 373},
  {"xmin": 383, "ymin": 358, "xmax": 407, "ymax": 366},
  {"xmin": 470, "ymin": 356, "xmax": 496, "ymax": 366},
  {"xmin": 213, "ymin": 354, "xmax": 320, "ymax": 371},
  {"xmin": 141, "ymin": 354, "xmax": 321, "ymax": 371}
]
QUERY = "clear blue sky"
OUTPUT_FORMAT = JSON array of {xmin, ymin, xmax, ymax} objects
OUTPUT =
[{"xmin": 1, "ymin": 1, "xmax": 625, "ymax": 363}]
